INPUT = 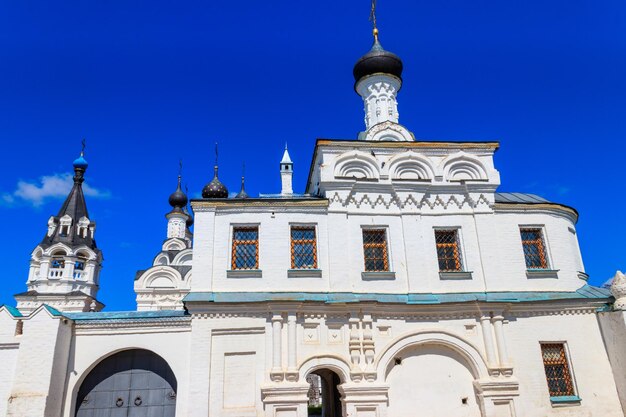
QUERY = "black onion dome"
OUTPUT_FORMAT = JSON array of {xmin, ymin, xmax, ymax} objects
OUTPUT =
[
  {"xmin": 202, "ymin": 166, "xmax": 229, "ymax": 198},
  {"xmin": 169, "ymin": 176, "xmax": 188, "ymax": 209},
  {"xmin": 183, "ymin": 206, "xmax": 194, "ymax": 227},
  {"xmin": 185, "ymin": 213, "xmax": 194, "ymax": 227},
  {"xmin": 353, "ymin": 38, "xmax": 403, "ymax": 84}
]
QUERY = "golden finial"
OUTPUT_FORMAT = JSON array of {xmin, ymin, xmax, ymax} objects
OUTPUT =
[{"xmin": 370, "ymin": 0, "xmax": 379, "ymax": 41}]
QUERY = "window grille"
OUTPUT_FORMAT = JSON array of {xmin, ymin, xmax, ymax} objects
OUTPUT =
[
  {"xmin": 541, "ymin": 343, "xmax": 575, "ymax": 397},
  {"xmin": 232, "ymin": 227, "xmax": 259, "ymax": 270},
  {"xmin": 291, "ymin": 227, "xmax": 317, "ymax": 269},
  {"xmin": 520, "ymin": 228, "xmax": 548, "ymax": 269},
  {"xmin": 362, "ymin": 229, "xmax": 389, "ymax": 272},
  {"xmin": 435, "ymin": 229, "xmax": 463, "ymax": 272}
]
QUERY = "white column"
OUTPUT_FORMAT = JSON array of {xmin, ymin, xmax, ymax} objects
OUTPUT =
[
  {"xmin": 492, "ymin": 315, "xmax": 510, "ymax": 366},
  {"xmin": 480, "ymin": 315, "xmax": 498, "ymax": 367},
  {"xmin": 286, "ymin": 312, "xmax": 298, "ymax": 380},
  {"xmin": 271, "ymin": 313, "xmax": 284, "ymax": 381}
]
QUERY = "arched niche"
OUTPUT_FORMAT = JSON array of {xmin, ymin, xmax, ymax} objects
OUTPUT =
[
  {"xmin": 386, "ymin": 151, "xmax": 435, "ymax": 181},
  {"xmin": 385, "ymin": 343, "xmax": 482, "ymax": 417},
  {"xmin": 172, "ymin": 249, "xmax": 193, "ymax": 266},
  {"xmin": 333, "ymin": 151, "xmax": 380, "ymax": 180},
  {"xmin": 136, "ymin": 266, "xmax": 184, "ymax": 290},
  {"xmin": 443, "ymin": 154, "xmax": 488, "ymax": 182}
]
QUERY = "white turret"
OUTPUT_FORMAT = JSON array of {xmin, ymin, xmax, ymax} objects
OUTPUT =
[
  {"xmin": 15, "ymin": 149, "xmax": 104, "ymax": 314},
  {"xmin": 280, "ymin": 144, "xmax": 293, "ymax": 195},
  {"xmin": 353, "ymin": 30, "xmax": 414, "ymax": 142}
]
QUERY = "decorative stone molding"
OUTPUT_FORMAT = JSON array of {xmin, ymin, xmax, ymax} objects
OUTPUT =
[
  {"xmin": 611, "ymin": 270, "xmax": 626, "ymax": 310},
  {"xmin": 328, "ymin": 191, "xmax": 493, "ymax": 212},
  {"xmin": 362, "ymin": 121, "xmax": 414, "ymax": 142}
]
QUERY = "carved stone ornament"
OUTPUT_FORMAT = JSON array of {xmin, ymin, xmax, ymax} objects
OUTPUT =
[
  {"xmin": 611, "ymin": 270, "xmax": 626, "ymax": 310},
  {"xmin": 363, "ymin": 121, "xmax": 414, "ymax": 142}
]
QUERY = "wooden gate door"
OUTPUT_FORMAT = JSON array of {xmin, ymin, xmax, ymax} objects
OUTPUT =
[{"xmin": 75, "ymin": 349, "xmax": 177, "ymax": 417}]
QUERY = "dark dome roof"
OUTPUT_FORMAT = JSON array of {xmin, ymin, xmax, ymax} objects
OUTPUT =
[
  {"xmin": 168, "ymin": 176, "xmax": 188, "ymax": 208},
  {"xmin": 353, "ymin": 38, "xmax": 403, "ymax": 84},
  {"xmin": 202, "ymin": 167, "xmax": 229, "ymax": 199},
  {"xmin": 185, "ymin": 212, "xmax": 194, "ymax": 227}
]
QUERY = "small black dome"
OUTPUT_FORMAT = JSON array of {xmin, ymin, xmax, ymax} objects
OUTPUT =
[
  {"xmin": 202, "ymin": 167, "xmax": 229, "ymax": 199},
  {"xmin": 185, "ymin": 212, "xmax": 194, "ymax": 227},
  {"xmin": 169, "ymin": 176, "xmax": 188, "ymax": 208},
  {"xmin": 353, "ymin": 38, "xmax": 403, "ymax": 84}
]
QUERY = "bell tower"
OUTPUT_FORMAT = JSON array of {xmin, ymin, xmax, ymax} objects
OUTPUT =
[{"xmin": 14, "ymin": 147, "xmax": 104, "ymax": 314}]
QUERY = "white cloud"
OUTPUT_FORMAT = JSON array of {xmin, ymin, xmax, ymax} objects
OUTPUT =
[{"xmin": 2, "ymin": 173, "xmax": 111, "ymax": 208}]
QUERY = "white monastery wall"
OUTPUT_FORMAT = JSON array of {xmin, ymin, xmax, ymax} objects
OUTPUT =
[
  {"xmin": 61, "ymin": 320, "xmax": 192, "ymax": 417},
  {"xmin": 598, "ymin": 310, "xmax": 626, "ymax": 415},
  {"xmin": 190, "ymin": 204, "xmax": 585, "ymax": 295},
  {"xmin": 6, "ymin": 308, "xmax": 72, "ymax": 417},
  {"xmin": 0, "ymin": 312, "xmax": 19, "ymax": 417},
  {"xmin": 507, "ymin": 309, "xmax": 622, "ymax": 416}
]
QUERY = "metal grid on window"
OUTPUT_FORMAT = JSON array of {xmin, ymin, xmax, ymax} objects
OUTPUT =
[
  {"xmin": 541, "ymin": 343, "xmax": 575, "ymax": 397},
  {"xmin": 520, "ymin": 228, "xmax": 548, "ymax": 269},
  {"xmin": 291, "ymin": 227, "xmax": 317, "ymax": 269},
  {"xmin": 232, "ymin": 227, "xmax": 259, "ymax": 270},
  {"xmin": 435, "ymin": 229, "xmax": 463, "ymax": 272},
  {"xmin": 362, "ymin": 229, "xmax": 389, "ymax": 272}
]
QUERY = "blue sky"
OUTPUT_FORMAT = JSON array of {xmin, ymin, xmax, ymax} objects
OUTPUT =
[{"xmin": 0, "ymin": 1, "xmax": 624, "ymax": 311}]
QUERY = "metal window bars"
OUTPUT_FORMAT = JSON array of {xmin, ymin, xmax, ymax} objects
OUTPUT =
[
  {"xmin": 541, "ymin": 343, "xmax": 575, "ymax": 397},
  {"xmin": 232, "ymin": 227, "xmax": 259, "ymax": 270},
  {"xmin": 362, "ymin": 229, "xmax": 389, "ymax": 272},
  {"xmin": 435, "ymin": 229, "xmax": 463, "ymax": 272},
  {"xmin": 291, "ymin": 227, "xmax": 317, "ymax": 269},
  {"xmin": 520, "ymin": 228, "xmax": 548, "ymax": 269}
]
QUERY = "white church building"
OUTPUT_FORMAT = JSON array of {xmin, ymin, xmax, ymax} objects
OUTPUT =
[{"xmin": 2, "ymin": 26, "xmax": 626, "ymax": 417}]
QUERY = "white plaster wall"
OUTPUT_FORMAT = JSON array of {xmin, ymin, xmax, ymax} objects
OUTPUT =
[
  {"xmin": 6, "ymin": 310, "xmax": 72, "ymax": 417},
  {"xmin": 386, "ymin": 345, "xmax": 481, "ymax": 417},
  {"xmin": 190, "ymin": 204, "xmax": 585, "ymax": 296},
  {"xmin": 1, "ymin": 302, "xmax": 622, "ymax": 417},
  {"xmin": 205, "ymin": 210, "xmax": 331, "ymax": 293},
  {"xmin": 506, "ymin": 310, "xmax": 623, "ymax": 416},
  {"xmin": 598, "ymin": 310, "xmax": 626, "ymax": 415},
  {"xmin": 0, "ymin": 347, "xmax": 18, "ymax": 417}
]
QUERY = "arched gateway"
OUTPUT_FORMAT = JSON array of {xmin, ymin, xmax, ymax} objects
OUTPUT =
[{"xmin": 75, "ymin": 349, "xmax": 177, "ymax": 417}]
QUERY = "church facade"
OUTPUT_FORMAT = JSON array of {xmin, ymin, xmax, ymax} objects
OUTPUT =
[{"xmin": 2, "ymin": 29, "xmax": 626, "ymax": 417}]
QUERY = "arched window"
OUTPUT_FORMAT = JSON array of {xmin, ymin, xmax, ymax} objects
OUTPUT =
[
  {"xmin": 74, "ymin": 253, "xmax": 89, "ymax": 279},
  {"xmin": 49, "ymin": 251, "xmax": 65, "ymax": 278}
]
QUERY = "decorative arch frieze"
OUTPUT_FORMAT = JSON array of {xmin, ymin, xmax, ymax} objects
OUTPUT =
[
  {"xmin": 442, "ymin": 153, "xmax": 488, "ymax": 181},
  {"xmin": 172, "ymin": 249, "xmax": 193, "ymax": 266},
  {"xmin": 137, "ymin": 266, "xmax": 185, "ymax": 290},
  {"xmin": 162, "ymin": 238, "xmax": 187, "ymax": 251},
  {"xmin": 386, "ymin": 151, "xmax": 435, "ymax": 181},
  {"xmin": 333, "ymin": 151, "xmax": 381, "ymax": 180},
  {"xmin": 43, "ymin": 242, "xmax": 72, "ymax": 257}
]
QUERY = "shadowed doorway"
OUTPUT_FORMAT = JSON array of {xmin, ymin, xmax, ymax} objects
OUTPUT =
[{"xmin": 307, "ymin": 369, "xmax": 342, "ymax": 417}]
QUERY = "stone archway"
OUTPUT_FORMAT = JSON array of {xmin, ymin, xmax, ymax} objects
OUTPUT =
[
  {"xmin": 306, "ymin": 368, "xmax": 343, "ymax": 417},
  {"xmin": 75, "ymin": 349, "xmax": 177, "ymax": 417}
]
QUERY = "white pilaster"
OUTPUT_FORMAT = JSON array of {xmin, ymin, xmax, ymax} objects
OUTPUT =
[
  {"xmin": 286, "ymin": 312, "xmax": 298, "ymax": 381},
  {"xmin": 271, "ymin": 313, "xmax": 284, "ymax": 381},
  {"xmin": 492, "ymin": 315, "xmax": 510, "ymax": 367},
  {"xmin": 480, "ymin": 315, "xmax": 498, "ymax": 368}
]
